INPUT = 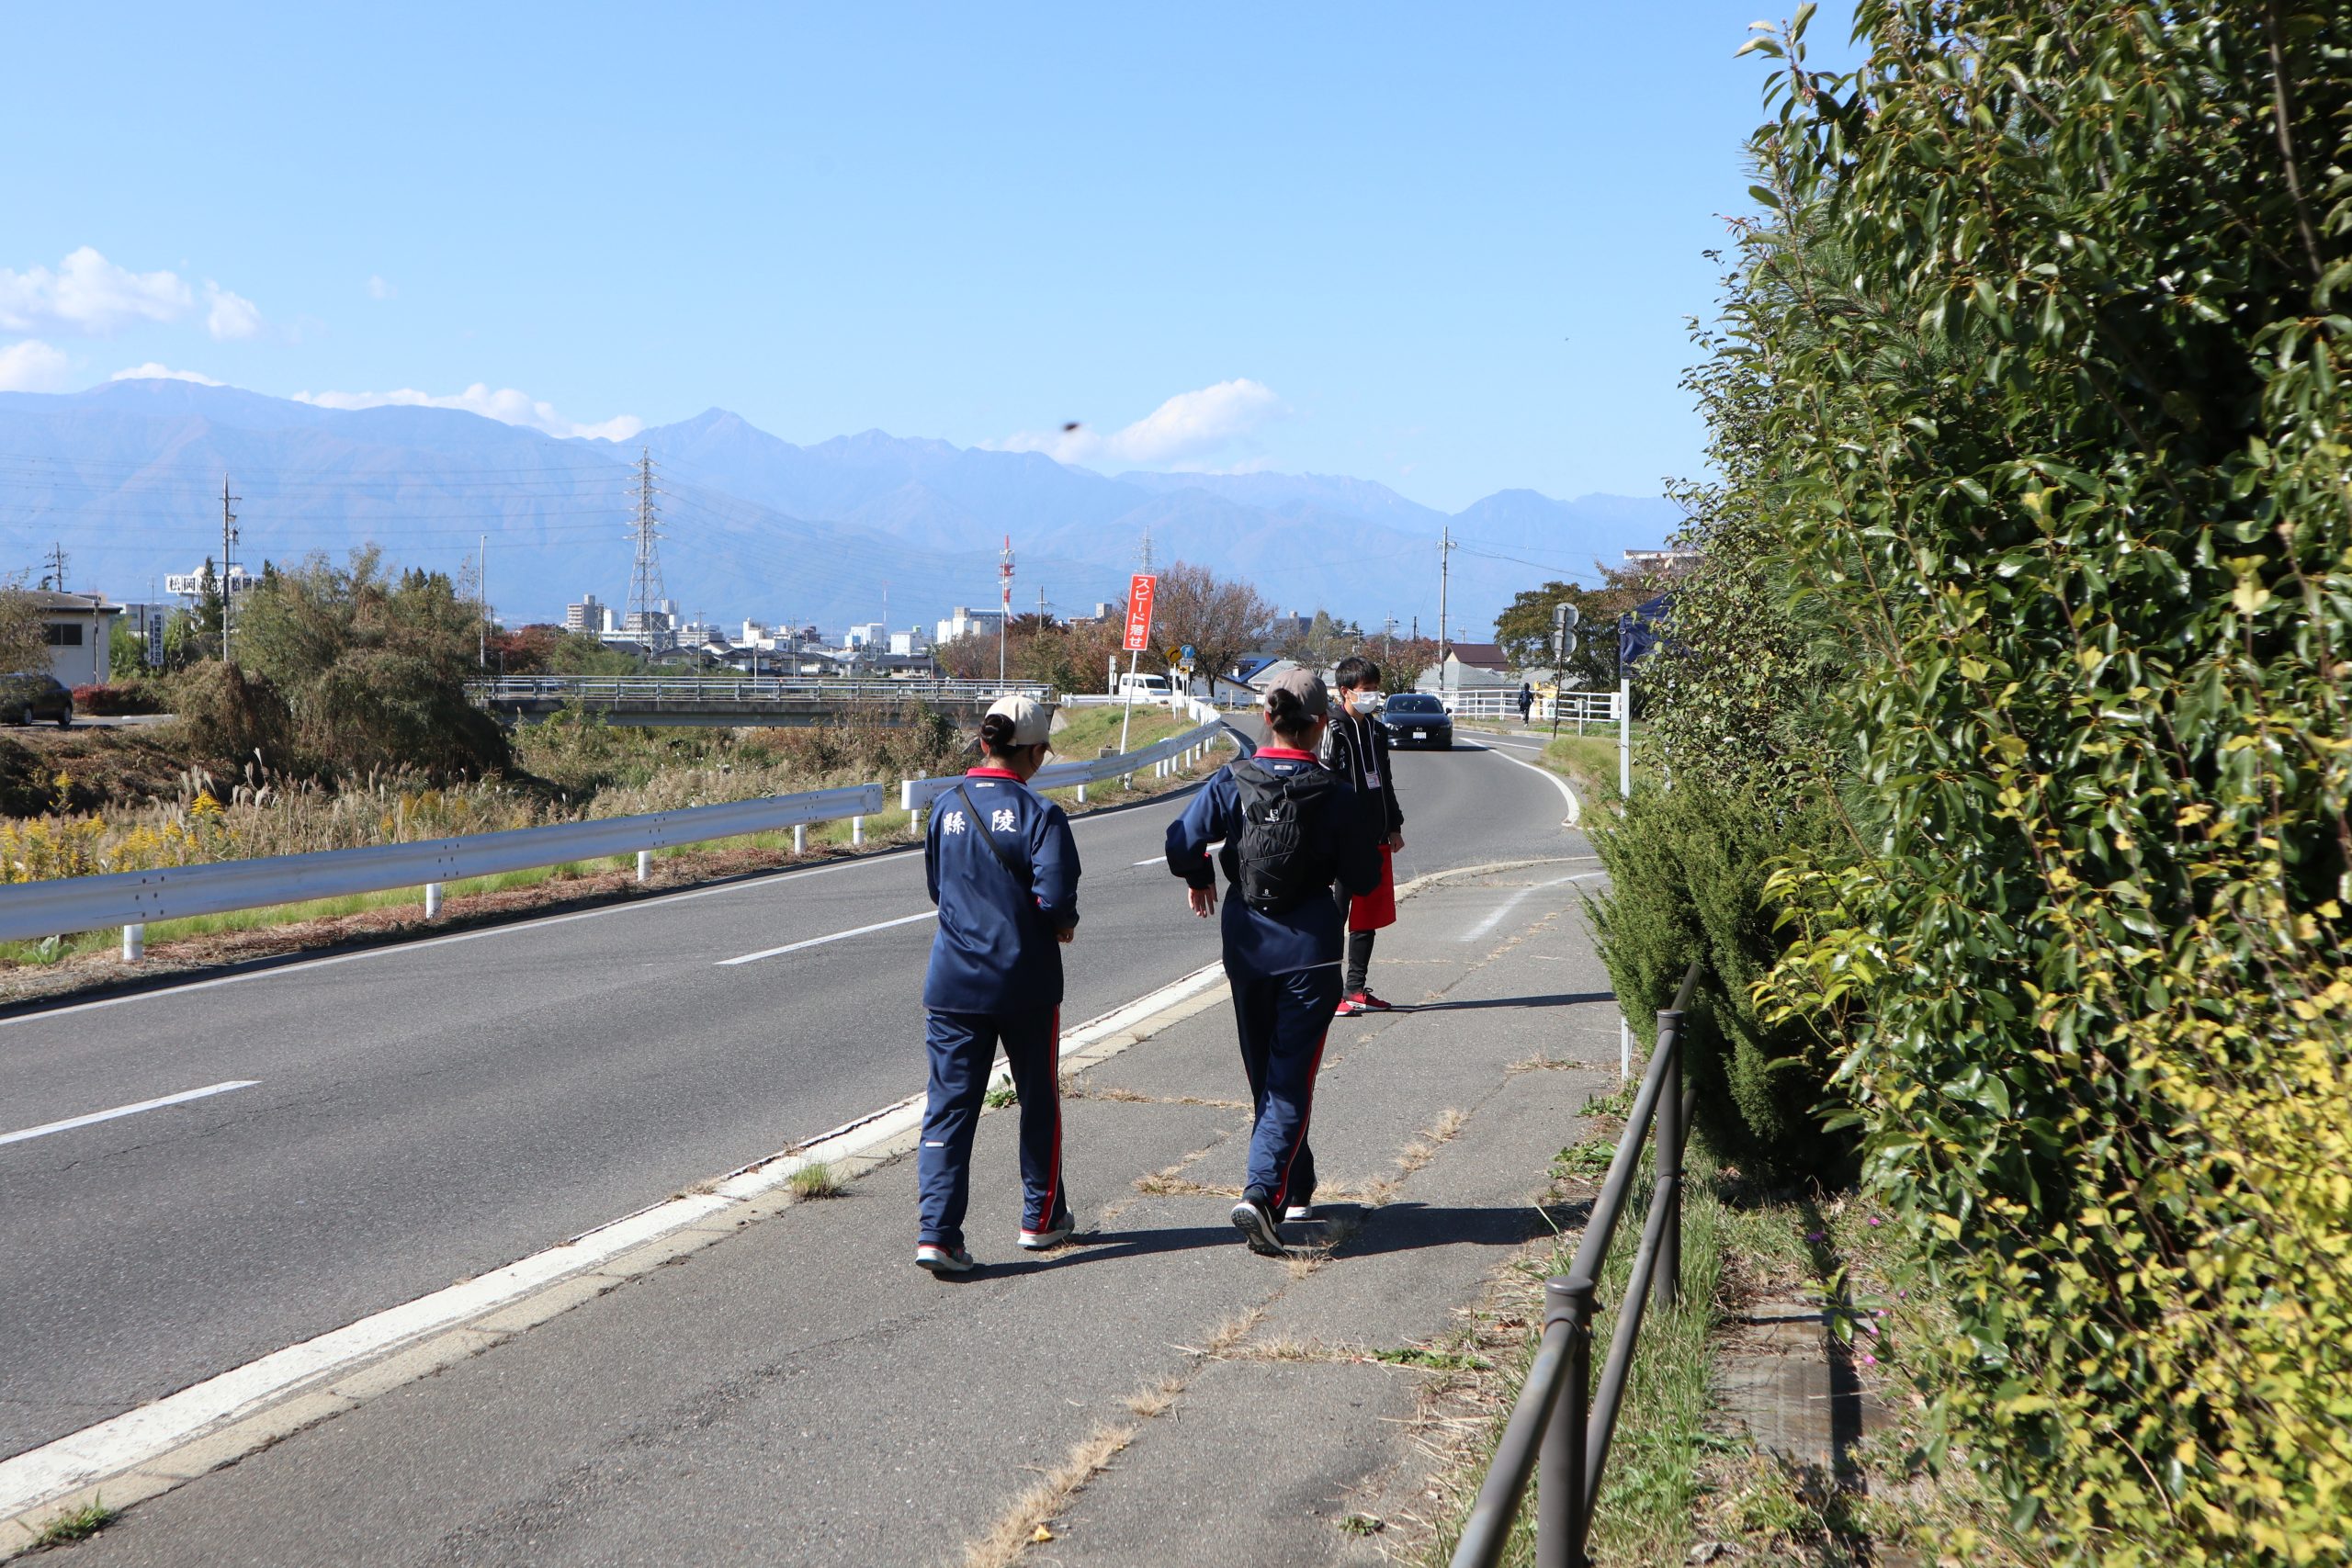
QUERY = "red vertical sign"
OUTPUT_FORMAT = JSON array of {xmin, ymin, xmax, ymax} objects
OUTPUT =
[{"xmin": 1123, "ymin": 574, "xmax": 1157, "ymax": 652}]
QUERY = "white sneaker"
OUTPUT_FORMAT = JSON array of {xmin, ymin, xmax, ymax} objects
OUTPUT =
[
  {"xmin": 1283, "ymin": 1203, "xmax": 1315, "ymax": 1223},
  {"xmin": 915, "ymin": 1243, "xmax": 975, "ymax": 1274},
  {"xmin": 1018, "ymin": 1217, "xmax": 1075, "ymax": 1250}
]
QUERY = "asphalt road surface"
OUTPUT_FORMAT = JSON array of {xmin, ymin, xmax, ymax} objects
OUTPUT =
[{"xmin": 0, "ymin": 734, "xmax": 1582, "ymax": 1461}]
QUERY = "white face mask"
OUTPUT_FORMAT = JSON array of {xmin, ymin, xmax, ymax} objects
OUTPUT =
[{"xmin": 1349, "ymin": 693, "xmax": 1381, "ymax": 715}]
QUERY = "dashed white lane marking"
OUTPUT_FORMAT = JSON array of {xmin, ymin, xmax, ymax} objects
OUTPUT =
[
  {"xmin": 0, "ymin": 1081, "xmax": 260, "ymax": 1149},
  {"xmin": 1460, "ymin": 871, "xmax": 1607, "ymax": 942},
  {"xmin": 717, "ymin": 910, "xmax": 936, "ymax": 966}
]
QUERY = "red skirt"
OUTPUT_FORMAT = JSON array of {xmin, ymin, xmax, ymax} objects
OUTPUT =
[{"xmin": 1349, "ymin": 845, "xmax": 1397, "ymax": 931}]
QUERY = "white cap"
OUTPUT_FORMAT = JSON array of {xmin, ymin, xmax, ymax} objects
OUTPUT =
[{"xmin": 984, "ymin": 694, "xmax": 1055, "ymax": 746}]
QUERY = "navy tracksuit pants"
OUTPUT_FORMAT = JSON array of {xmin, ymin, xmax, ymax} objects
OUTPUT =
[
  {"xmin": 1228, "ymin": 964, "xmax": 1342, "ymax": 1210},
  {"xmin": 918, "ymin": 1008, "xmax": 1067, "ymax": 1251}
]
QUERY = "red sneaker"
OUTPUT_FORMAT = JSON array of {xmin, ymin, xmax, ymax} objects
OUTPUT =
[
  {"xmin": 1352, "ymin": 990, "xmax": 1395, "ymax": 1011},
  {"xmin": 1334, "ymin": 995, "xmax": 1365, "ymax": 1018}
]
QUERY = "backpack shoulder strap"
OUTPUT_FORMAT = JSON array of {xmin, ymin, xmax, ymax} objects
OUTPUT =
[{"xmin": 951, "ymin": 781, "xmax": 1028, "ymax": 883}]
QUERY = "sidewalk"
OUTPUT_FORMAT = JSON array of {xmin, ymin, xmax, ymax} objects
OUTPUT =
[{"xmin": 44, "ymin": 860, "xmax": 1623, "ymax": 1567}]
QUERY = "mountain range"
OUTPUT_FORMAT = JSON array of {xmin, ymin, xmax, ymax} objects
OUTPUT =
[{"xmin": 0, "ymin": 379, "xmax": 1679, "ymax": 637}]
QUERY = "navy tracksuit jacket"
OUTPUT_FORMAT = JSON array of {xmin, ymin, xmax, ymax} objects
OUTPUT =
[
  {"xmin": 920, "ymin": 767, "xmax": 1081, "ymax": 1249},
  {"xmin": 1165, "ymin": 747, "xmax": 1381, "ymax": 1210}
]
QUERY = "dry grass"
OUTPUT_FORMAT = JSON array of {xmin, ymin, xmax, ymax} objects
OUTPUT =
[
  {"xmin": 1122, "ymin": 1375, "xmax": 1183, "ymax": 1420},
  {"xmin": 1067, "ymin": 1081, "xmax": 1248, "ymax": 1110},
  {"xmin": 1131, "ymin": 1171, "xmax": 1243, "ymax": 1199},
  {"xmin": 957, "ymin": 1420, "xmax": 1138, "ymax": 1568}
]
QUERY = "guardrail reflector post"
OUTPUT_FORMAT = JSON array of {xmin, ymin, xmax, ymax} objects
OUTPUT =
[
  {"xmin": 793, "ymin": 825, "xmax": 808, "ymax": 854},
  {"xmin": 122, "ymin": 923, "xmax": 143, "ymax": 963},
  {"xmin": 1077, "ymin": 781, "xmax": 1088, "ymax": 804},
  {"xmin": 852, "ymin": 816, "xmax": 864, "ymax": 847},
  {"xmin": 636, "ymin": 851, "xmax": 651, "ymax": 883},
  {"xmin": 424, "ymin": 883, "xmax": 444, "ymax": 920}
]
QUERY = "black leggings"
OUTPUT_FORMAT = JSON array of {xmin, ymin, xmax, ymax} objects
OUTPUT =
[{"xmin": 1332, "ymin": 884, "xmax": 1376, "ymax": 993}]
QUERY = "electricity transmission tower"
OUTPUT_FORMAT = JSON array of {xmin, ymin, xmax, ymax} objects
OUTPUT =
[{"xmin": 627, "ymin": 450, "xmax": 669, "ymax": 654}]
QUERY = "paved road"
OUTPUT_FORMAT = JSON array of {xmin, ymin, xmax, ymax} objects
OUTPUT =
[{"xmin": 0, "ymin": 738, "xmax": 1579, "ymax": 1460}]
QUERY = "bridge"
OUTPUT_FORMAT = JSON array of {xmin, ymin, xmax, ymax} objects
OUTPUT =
[{"xmin": 464, "ymin": 676, "xmax": 1057, "ymax": 728}]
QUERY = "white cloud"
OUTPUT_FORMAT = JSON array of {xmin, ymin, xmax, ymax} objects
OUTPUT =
[
  {"xmin": 110, "ymin": 362, "xmax": 223, "ymax": 386},
  {"xmin": 205, "ymin": 283, "xmax": 262, "ymax": 340},
  {"xmin": 367, "ymin": 275, "xmax": 394, "ymax": 300},
  {"xmin": 292, "ymin": 382, "xmax": 643, "ymax": 442},
  {"xmin": 0, "ymin": 339, "xmax": 72, "ymax": 391},
  {"xmin": 0, "ymin": 247, "xmax": 195, "ymax": 335},
  {"xmin": 1000, "ymin": 378, "xmax": 1285, "ymax": 469}
]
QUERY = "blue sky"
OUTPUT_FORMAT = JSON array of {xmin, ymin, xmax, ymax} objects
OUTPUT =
[{"xmin": 0, "ymin": 4, "xmax": 1854, "ymax": 513}]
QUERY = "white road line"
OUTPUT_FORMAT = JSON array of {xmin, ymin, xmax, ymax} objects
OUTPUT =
[
  {"xmin": 716, "ymin": 910, "xmax": 936, "ymax": 966},
  {"xmin": 1459, "ymin": 871, "xmax": 1606, "ymax": 943},
  {"xmin": 0, "ymin": 1081, "xmax": 259, "ymax": 1149},
  {"xmin": 0, "ymin": 960, "xmax": 1232, "ymax": 1527},
  {"xmin": 1472, "ymin": 739, "xmax": 1583, "ymax": 826}
]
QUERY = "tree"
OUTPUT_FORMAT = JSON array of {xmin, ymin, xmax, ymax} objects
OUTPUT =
[
  {"xmin": 0, "ymin": 578, "xmax": 51, "ymax": 674},
  {"xmin": 1148, "ymin": 562, "xmax": 1271, "ymax": 684},
  {"xmin": 1492, "ymin": 566, "xmax": 1661, "ymax": 689}
]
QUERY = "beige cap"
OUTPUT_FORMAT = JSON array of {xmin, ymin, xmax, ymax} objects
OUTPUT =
[
  {"xmin": 1263, "ymin": 666, "xmax": 1329, "ymax": 716},
  {"xmin": 984, "ymin": 693, "xmax": 1055, "ymax": 747}
]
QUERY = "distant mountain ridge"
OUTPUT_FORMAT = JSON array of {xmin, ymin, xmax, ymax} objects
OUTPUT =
[{"xmin": 0, "ymin": 380, "xmax": 1679, "ymax": 636}]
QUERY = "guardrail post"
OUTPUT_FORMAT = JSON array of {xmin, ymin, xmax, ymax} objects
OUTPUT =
[
  {"xmin": 424, "ymin": 882, "xmax": 444, "ymax": 920},
  {"xmin": 1538, "ymin": 1276, "xmax": 1595, "ymax": 1568},
  {"xmin": 1077, "ymin": 781, "xmax": 1088, "ymax": 804},
  {"xmin": 1654, "ymin": 1008, "xmax": 1685, "ymax": 1310},
  {"xmin": 852, "ymin": 816, "xmax": 865, "ymax": 847},
  {"xmin": 122, "ymin": 923, "xmax": 143, "ymax": 963},
  {"xmin": 635, "ymin": 851, "xmax": 651, "ymax": 883},
  {"xmin": 793, "ymin": 825, "xmax": 808, "ymax": 854}
]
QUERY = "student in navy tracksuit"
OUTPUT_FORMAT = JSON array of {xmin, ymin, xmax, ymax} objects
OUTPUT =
[
  {"xmin": 916, "ymin": 694, "xmax": 1081, "ymax": 1275},
  {"xmin": 1166, "ymin": 668, "xmax": 1381, "ymax": 1255}
]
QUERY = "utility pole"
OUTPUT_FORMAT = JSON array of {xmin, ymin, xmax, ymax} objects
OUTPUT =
[
  {"xmin": 999, "ymin": 534, "xmax": 1014, "ymax": 688},
  {"xmin": 627, "ymin": 450, "xmax": 667, "ymax": 655},
  {"xmin": 220, "ymin": 475, "xmax": 241, "ymax": 665},
  {"xmin": 1437, "ymin": 525, "xmax": 1453, "ymax": 690},
  {"xmin": 40, "ymin": 542, "xmax": 67, "ymax": 592}
]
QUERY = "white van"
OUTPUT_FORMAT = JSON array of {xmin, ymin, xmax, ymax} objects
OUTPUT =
[{"xmin": 1114, "ymin": 671, "xmax": 1173, "ymax": 701}]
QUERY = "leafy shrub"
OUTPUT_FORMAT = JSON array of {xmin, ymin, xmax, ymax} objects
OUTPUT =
[
  {"xmin": 1726, "ymin": 7, "xmax": 2352, "ymax": 1559},
  {"xmin": 1589, "ymin": 780, "xmax": 1852, "ymax": 1185},
  {"xmin": 71, "ymin": 681, "xmax": 167, "ymax": 716}
]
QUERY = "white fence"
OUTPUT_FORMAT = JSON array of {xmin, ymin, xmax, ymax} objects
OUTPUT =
[
  {"xmin": 0, "ymin": 700, "xmax": 1238, "ymax": 958},
  {"xmin": 469, "ymin": 677, "xmax": 1053, "ymax": 705},
  {"xmin": 1433, "ymin": 687, "xmax": 1622, "ymax": 725}
]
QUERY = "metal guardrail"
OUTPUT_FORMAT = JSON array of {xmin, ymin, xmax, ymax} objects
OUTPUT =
[
  {"xmin": 1438, "ymin": 687, "xmax": 1621, "ymax": 724},
  {"xmin": 0, "ymin": 698, "xmax": 1232, "ymax": 957},
  {"xmin": 1450, "ymin": 957, "xmax": 1704, "ymax": 1568},
  {"xmin": 0, "ymin": 785, "xmax": 889, "ymax": 950},
  {"xmin": 467, "ymin": 677, "xmax": 1052, "ymax": 705},
  {"xmin": 899, "ymin": 701, "xmax": 1231, "ymax": 814}
]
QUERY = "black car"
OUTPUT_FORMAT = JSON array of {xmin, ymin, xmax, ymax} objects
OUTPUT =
[
  {"xmin": 1377, "ymin": 693, "xmax": 1453, "ymax": 750},
  {"xmin": 0, "ymin": 671, "xmax": 73, "ymax": 727}
]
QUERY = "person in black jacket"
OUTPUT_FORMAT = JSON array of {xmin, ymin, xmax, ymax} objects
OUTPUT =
[
  {"xmin": 915, "ymin": 694, "xmax": 1081, "ymax": 1275},
  {"xmin": 1322, "ymin": 657, "xmax": 1406, "ymax": 1015},
  {"xmin": 1166, "ymin": 668, "xmax": 1380, "ymax": 1252}
]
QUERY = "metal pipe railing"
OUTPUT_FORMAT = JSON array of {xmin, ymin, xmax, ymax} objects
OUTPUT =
[{"xmin": 1450, "ymin": 956, "xmax": 1703, "ymax": 1568}]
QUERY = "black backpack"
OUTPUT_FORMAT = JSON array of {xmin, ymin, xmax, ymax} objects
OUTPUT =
[{"xmin": 1230, "ymin": 760, "xmax": 1338, "ymax": 914}]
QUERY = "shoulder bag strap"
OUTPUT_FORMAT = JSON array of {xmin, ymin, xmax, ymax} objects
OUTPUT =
[{"xmin": 952, "ymin": 781, "xmax": 1029, "ymax": 884}]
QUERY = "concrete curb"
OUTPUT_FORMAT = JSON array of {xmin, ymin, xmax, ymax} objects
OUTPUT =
[{"xmin": 0, "ymin": 852, "xmax": 1591, "ymax": 1555}]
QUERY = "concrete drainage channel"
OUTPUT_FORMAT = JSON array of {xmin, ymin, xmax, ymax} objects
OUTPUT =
[{"xmin": 0, "ymin": 856, "xmax": 1590, "ymax": 1556}]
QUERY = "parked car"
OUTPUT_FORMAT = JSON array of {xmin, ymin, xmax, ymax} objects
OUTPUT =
[
  {"xmin": 1379, "ymin": 692, "xmax": 1453, "ymax": 750},
  {"xmin": 0, "ymin": 671, "xmax": 72, "ymax": 727},
  {"xmin": 1115, "ymin": 671, "xmax": 1174, "ymax": 702}
]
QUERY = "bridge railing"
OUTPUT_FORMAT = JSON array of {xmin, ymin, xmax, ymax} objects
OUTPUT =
[{"xmin": 1448, "ymin": 958, "xmax": 1704, "ymax": 1568}]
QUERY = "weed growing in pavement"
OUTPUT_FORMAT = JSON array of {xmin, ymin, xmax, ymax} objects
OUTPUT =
[
  {"xmin": 787, "ymin": 1162, "xmax": 845, "ymax": 1201},
  {"xmin": 1552, "ymin": 1137, "xmax": 1616, "ymax": 1179},
  {"xmin": 1338, "ymin": 1513, "xmax": 1385, "ymax": 1537},
  {"xmin": 983, "ymin": 1083, "xmax": 1017, "ymax": 1109},
  {"xmin": 1372, "ymin": 1346, "xmax": 1493, "ymax": 1374},
  {"xmin": 31, "ymin": 1498, "xmax": 118, "ymax": 1546}
]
